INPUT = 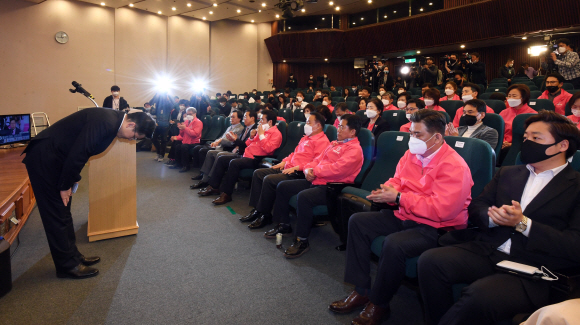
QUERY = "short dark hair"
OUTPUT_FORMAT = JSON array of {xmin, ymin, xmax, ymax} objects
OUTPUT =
[
  {"xmin": 524, "ymin": 110, "xmax": 580, "ymax": 158},
  {"xmin": 218, "ymin": 97, "xmax": 227, "ymax": 103},
  {"xmin": 423, "ymin": 88, "xmax": 441, "ymax": 106},
  {"xmin": 228, "ymin": 99, "xmax": 237, "ymax": 104},
  {"xmin": 463, "ymin": 83, "xmax": 481, "ymax": 96},
  {"xmin": 396, "ymin": 84, "xmax": 406, "ymax": 90},
  {"xmin": 471, "ymin": 52, "xmax": 480, "ymax": 59},
  {"xmin": 264, "ymin": 103, "xmax": 274, "ymax": 110},
  {"xmin": 246, "ymin": 109, "xmax": 257, "ymax": 121},
  {"xmin": 546, "ymin": 73, "xmax": 565, "ymax": 84},
  {"xmin": 179, "ymin": 99, "xmax": 189, "ymax": 106},
  {"xmin": 335, "ymin": 102, "xmax": 348, "ymax": 112},
  {"xmin": 263, "ymin": 110, "xmax": 277, "ymax": 124},
  {"xmin": 144, "ymin": 102, "xmax": 151, "ymax": 106},
  {"xmin": 226, "ymin": 90, "xmax": 232, "ymax": 95},
  {"xmin": 216, "ymin": 93, "xmax": 222, "ymax": 97},
  {"xmin": 409, "ymin": 109, "xmax": 446, "ymax": 135},
  {"xmin": 341, "ymin": 114, "xmax": 363, "ymax": 136},
  {"xmin": 489, "ymin": 92, "xmax": 507, "ymax": 101},
  {"xmin": 422, "ymin": 83, "xmax": 433, "ymax": 88},
  {"xmin": 296, "ymin": 91, "xmax": 304, "ymax": 97},
  {"xmin": 304, "ymin": 103, "xmax": 315, "ymax": 112},
  {"xmin": 111, "ymin": 85, "xmax": 120, "ymax": 92},
  {"xmin": 254, "ymin": 95, "xmax": 261, "ymax": 101},
  {"xmin": 407, "ymin": 98, "xmax": 426, "ymax": 109},
  {"xmin": 465, "ymin": 99, "xmax": 487, "ymax": 113},
  {"xmin": 556, "ymin": 38, "xmax": 571, "ymax": 46},
  {"xmin": 311, "ymin": 112, "xmax": 326, "ymax": 128},
  {"xmin": 384, "ymin": 91, "xmax": 395, "ymax": 100},
  {"xmin": 398, "ymin": 92, "xmax": 412, "ymax": 103},
  {"xmin": 569, "ymin": 92, "xmax": 580, "ymax": 110},
  {"xmin": 507, "ymin": 84, "xmax": 531, "ymax": 104},
  {"xmin": 506, "ymin": 58, "xmax": 514, "ymax": 63},
  {"xmin": 445, "ymin": 81, "xmax": 458, "ymax": 91},
  {"xmin": 315, "ymin": 105, "xmax": 332, "ymax": 122},
  {"xmin": 127, "ymin": 112, "xmax": 156, "ymax": 138},
  {"xmin": 231, "ymin": 110, "xmax": 242, "ymax": 119},
  {"xmin": 362, "ymin": 86, "xmax": 371, "ymax": 94},
  {"xmin": 368, "ymin": 98, "xmax": 384, "ymax": 113}
]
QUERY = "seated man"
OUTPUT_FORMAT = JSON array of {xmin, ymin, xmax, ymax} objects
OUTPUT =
[
  {"xmin": 217, "ymin": 97, "xmax": 231, "ymax": 116},
  {"xmin": 538, "ymin": 73, "xmax": 573, "ymax": 115},
  {"xmin": 242, "ymin": 113, "xmax": 330, "ymax": 228},
  {"xmin": 418, "ymin": 111, "xmax": 580, "ymax": 325},
  {"xmin": 381, "ymin": 91, "xmax": 398, "ymax": 111},
  {"xmin": 399, "ymin": 99, "xmax": 425, "ymax": 132},
  {"xmin": 168, "ymin": 108, "xmax": 203, "ymax": 172},
  {"xmin": 191, "ymin": 110, "xmax": 245, "ymax": 185},
  {"xmin": 333, "ymin": 103, "xmax": 352, "ymax": 129},
  {"xmin": 445, "ymin": 99, "xmax": 499, "ymax": 150},
  {"xmin": 200, "ymin": 110, "xmax": 283, "ymax": 205},
  {"xmin": 452, "ymin": 83, "xmax": 494, "ymax": 127},
  {"xmin": 193, "ymin": 110, "xmax": 257, "ymax": 189},
  {"xmin": 290, "ymin": 91, "xmax": 309, "ymax": 111},
  {"xmin": 328, "ymin": 110, "xmax": 473, "ymax": 325},
  {"xmin": 266, "ymin": 115, "xmax": 365, "ymax": 258}
]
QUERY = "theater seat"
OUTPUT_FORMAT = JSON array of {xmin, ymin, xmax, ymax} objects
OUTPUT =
[
  {"xmin": 528, "ymin": 99, "xmax": 555, "ymax": 112},
  {"xmin": 440, "ymin": 100, "xmax": 464, "ymax": 121},
  {"xmin": 324, "ymin": 124, "xmax": 337, "ymax": 141},
  {"xmin": 248, "ymin": 103, "xmax": 257, "ymax": 111},
  {"xmin": 355, "ymin": 110, "xmax": 366, "ymax": 119},
  {"xmin": 278, "ymin": 108, "xmax": 293, "ymax": 123},
  {"xmin": 346, "ymin": 97, "xmax": 357, "ymax": 102},
  {"xmin": 478, "ymin": 93, "xmax": 493, "ymax": 100},
  {"xmin": 346, "ymin": 101, "xmax": 358, "ymax": 112},
  {"xmin": 563, "ymin": 83, "xmax": 574, "ymax": 91},
  {"xmin": 293, "ymin": 109, "xmax": 305, "ymax": 122},
  {"xmin": 332, "ymin": 96, "xmax": 345, "ymax": 103},
  {"xmin": 486, "ymin": 87, "xmax": 507, "ymax": 94},
  {"xmin": 483, "ymin": 99, "xmax": 506, "ymax": 114},
  {"xmin": 382, "ymin": 110, "xmax": 408, "ymax": 132},
  {"xmin": 201, "ymin": 115, "xmax": 226, "ymax": 142},
  {"xmin": 530, "ymin": 90, "xmax": 542, "ymax": 99},
  {"xmin": 200, "ymin": 115, "xmax": 212, "ymax": 139},
  {"xmin": 502, "ymin": 113, "xmax": 536, "ymax": 166}
]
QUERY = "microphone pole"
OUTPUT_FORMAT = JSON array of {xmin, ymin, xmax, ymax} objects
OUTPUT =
[{"xmin": 69, "ymin": 81, "xmax": 98, "ymax": 107}]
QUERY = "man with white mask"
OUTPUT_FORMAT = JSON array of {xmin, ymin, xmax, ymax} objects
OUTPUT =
[
  {"xmin": 102, "ymin": 85, "xmax": 129, "ymax": 111},
  {"xmin": 329, "ymin": 109, "xmax": 473, "ymax": 325}
]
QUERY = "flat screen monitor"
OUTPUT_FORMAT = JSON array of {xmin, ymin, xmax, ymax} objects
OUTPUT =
[{"xmin": 0, "ymin": 114, "xmax": 31, "ymax": 145}]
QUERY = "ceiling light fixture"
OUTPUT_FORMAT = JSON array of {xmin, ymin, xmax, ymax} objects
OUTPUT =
[
  {"xmin": 237, "ymin": 9, "xmax": 241, "ymax": 13},
  {"xmin": 324, "ymin": 58, "xmax": 328, "ymax": 61},
  {"xmin": 209, "ymin": 11, "xmax": 213, "ymax": 14},
  {"xmin": 203, "ymin": 16, "xmax": 206, "ymax": 20},
  {"xmin": 187, "ymin": 3, "xmax": 191, "ymax": 7},
  {"xmin": 368, "ymin": 0, "xmax": 372, "ymax": 3},
  {"xmin": 283, "ymin": 60, "xmax": 286, "ymax": 62},
  {"xmin": 383, "ymin": 15, "xmax": 387, "ymax": 18},
  {"xmin": 353, "ymin": 22, "xmax": 356, "ymax": 25},
  {"xmin": 100, "ymin": 2, "xmax": 105, "ymax": 5},
  {"xmin": 315, "ymin": 28, "xmax": 317, "ymax": 30},
  {"xmin": 417, "ymin": 50, "xmax": 421, "ymax": 54},
  {"xmin": 172, "ymin": 7, "xmax": 176, "ymax": 11},
  {"xmin": 361, "ymin": 17, "xmax": 364, "ymax": 20},
  {"xmin": 393, "ymin": 10, "xmax": 397, "ymax": 13},
  {"xmin": 259, "ymin": 9, "xmax": 262, "ymax": 12},
  {"xmin": 329, "ymin": 1, "xmax": 333, "ymax": 5},
  {"xmin": 335, "ymin": 6, "xmax": 340, "ymax": 10},
  {"xmin": 460, "ymin": 44, "xmax": 465, "ymax": 48},
  {"xmin": 262, "ymin": 2, "xmax": 266, "ymax": 6},
  {"xmin": 288, "ymin": 26, "xmax": 291, "ymax": 29},
  {"xmin": 419, "ymin": 8, "xmax": 423, "ymax": 11},
  {"xmin": 322, "ymin": 17, "xmax": 325, "ymax": 20},
  {"xmin": 276, "ymin": 14, "xmax": 280, "ymax": 18},
  {"xmin": 129, "ymin": 3, "xmax": 134, "ymax": 7},
  {"xmin": 301, "ymin": 8, "xmax": 305, "ymax": 12},
  {"xmin": 213, "ymin": 3, "xmax": 217, "ymax": 6},
  {"xmin": 158, "ymin": 11, "xmax": 162, "ymax": 14},
  {"xmin": 522, "ymin": 36, "xmax": 528, "ymax": 40},
  {"xmin": 251, "ymin": 20, "xmax": 255, "ymax": 22},
  {"xmin": 429, "ymin": 2, "xmax": 433, "ymax": 5}
]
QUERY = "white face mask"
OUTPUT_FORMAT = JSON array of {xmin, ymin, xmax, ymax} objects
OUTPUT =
[
  {"xmin": 397, "ymin": 101, "xmax": 406, "ymax": 109},
  {"xmin": 382, "ymin": 99, "xmax": 389, "ymax": 106},
  {"xmin": 296, "ymin": 96, "xmax": 303, "ymax": 102},
  {"xmin": 220, "ymin": 103, "xmax": 225, "ymax": 107},
  {"xmin": 424, "ymin": 99, "xmax": 435, "ymax": 106},
  {"xmin": 112, "ymin": 92, "xmax": 120, "ymax": 96},
  {"xmin": 379, "ymin": 90, "xmax": 386, "ymax": 96},
  {"xmin": 462, "ymin": 94, "xmax": 473, "ymax": 102},
  {"xmin": 572, "ymin": 109, "xmax": 580, "ymax": 117},
  {"xmin": 408, "ymin": 134, "xmax": 436, "ymax": 155},
  {"xmin": 352, "ymin": 88, "xmax": 357, "ymax": 92},
  {"xmin": 186, "ymin": 115, "xmax": 194, "ymax": 121},
  {"xmin": 445, "ymin": 89, "xmax": 455, "ymax": 96},
  {"xmin": 406, "ymin": 113, "xmax": 412, "ymax": 120},
  {"xmin": 304, "ymin": 113, "xmax": 311, "ymax": 120},
  {"xmin": 316, "ymin": 92, "xmax": 321, "ymax": 96},
  {"xmin": 303, "ymin": 124, "xmax": 313, "ymax": 136},
  {"xmin": 365, "ymin": 109, "xmax": 378, "ymax": 119},
  {"xmin": 398, "ymin": 89, "xmax": 405, "ymax": 94},
  {"xmin": 558, "ymin": 47, "xmax": 567, "ymax": 54},
  {"xmin": 322, "ymin": 101, "xmax": 329, "ymax": 106},
  {"xmin": 507, "ymin": 98, "xmax": 522, "ymax": 107},
  {"xmin": 258, "ymin": 113, "xmax": 263, "ymax": 120},
  {"xmin": 253, "ymin": 91, "xmax": 257, "ymax": 95},
  {"xmin": 180, "ymin": 105, "xmax": 186, "ymax": 110},
  {"xmin": 261, "ymin": 123, "xmax": 270, "ymax": 132}
]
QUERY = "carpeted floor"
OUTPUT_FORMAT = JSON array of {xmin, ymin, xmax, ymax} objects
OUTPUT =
[{"xmin": 1, "ymin": 151, "xmax": 424, "ymax": 325}]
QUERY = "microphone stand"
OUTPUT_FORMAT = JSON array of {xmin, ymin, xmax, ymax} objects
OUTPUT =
[{"xmin": 69, "ymin": 82, "xmax": 98, "ymax": 107}]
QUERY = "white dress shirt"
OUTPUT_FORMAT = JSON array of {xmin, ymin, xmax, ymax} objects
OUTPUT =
[{"xmin": 492, "ymin": 162, "xmax": 568, "ymax": 254}]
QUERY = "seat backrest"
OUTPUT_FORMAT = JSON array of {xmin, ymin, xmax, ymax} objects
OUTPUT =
[
  {"xmin": 476, "ymin": 84, "xmax": 486, "ymax": 92},
  {"xmin": 293, "ymin": 109, "xmax": 306, "ymax": 122},
  {"xmin": 346, "ymin": 101, "xmax": 358, "ymax": 112},
  {"xmin": 479, "ymin": 93, "xmax": 493, "ymax": 100},
  {"xmin": 331, "ymin": 91, "xmax": 341, "ymax": 97},
  {"xmin": 360, "ymin": 132, "xmax": 410, "ymax": 191},
  {"xmin": 440, "ymin": 111, "xmax": 450, "ymax": 124},
  {"xmin": 382, "ymin": 110, "xmax": 408, "ymax": 131},
  {"xmin": 346, "ymin": 97, "xmax": 357, "ymax": 102},
  {"xmin": 273, "ymin": 121, "xmax": 287, "ymax": 158},
  {"xmin": 323, "ymin": 124, "xmax": 337, "ymax": 141},
  {"xmin": 502, "ymin": 113, "xmax": 536, "ymax": 166},
  {"xmin": 439, "ymin": 100, "xmax": 465, "ymax": 121},
  {"xmin": 444, "ymin": 136, "xmax": 494, "ymax": 198},
  {"xmin": 563, "ymin": 83, "xmax": 574, "ymax": 90},
  {"xmin": 305, "ymin": 94, "xmax": 314, "ymax": 102},
  {"xmin": 276, "ymin": 121, "xmax": 302, "ymax": 160},
  {"xmin": 248, "ymin": 103, "xmax": 257, "ymax": 111},
  {"xmin": 201, "ymin": 115, "xmax": 212, "ymax": 138},
  {"xmin": 278, "ymin": 108, "xmax": 293, "ymax": 122},
  {"xmin": 224, "ymin": 116, "xmax": 231, "ymax": 130},
  {"xmin": 411, "ymin": 88, "xmax": 422, "ymax": 96},
  {"xmin": 528, "ymin": 85, "xmax": 539, "ymax": 91},
  {"xmin": 355, "ymin": 110, "xmax": 366, "ymax": 119},
  {"xmin": 204, "ymin": 115, "xmax": 225, "ymax": 140},
  {"xmin": 528, "ymin": 99, "xmax": 555, "ymax": 112},
  {"xmin": 482, "ymin": 99, "xmax": 506, "ymax": 114},
  {"xmin": 530, "ymin": 90, "xmax": 542, "ymax": 99},
  {"xmin": 354, "ymin": 128, "xmax": 375, "ymax": 185},
  {"xmin": 332, "ymin": 96, "xmax": 345, "ymax": 103},
  {"xmin": 486, "ymin": 87, "xmax": 507, "ymax": 94}
]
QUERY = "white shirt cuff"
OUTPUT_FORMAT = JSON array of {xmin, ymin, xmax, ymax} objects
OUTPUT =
[
  {"xmin": 259, "ymin": 134, "xmax": 266, "ymax": 141},
  {"xmin": 522, "ymin": 219, "xmax": 532, "ymax": 237},
  {"xmin": 488, "ymin": 217, "xmax": 499, "ymax": 228},
  {"xmin": 304, "ymin": 168, "xmax": 312, "ymax": 176}
]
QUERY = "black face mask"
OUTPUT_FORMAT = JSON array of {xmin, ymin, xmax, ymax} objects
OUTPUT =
[
  {"xmin": 450, "ymin": 59, "xmax": 457, "ymax": 64},
  {"xmin": 520, "ymin": 140, "xmax": 561, "ymax": 164},
  {"xmin": 460, "ymin": 114, "xmax": 478, "ymax": 126},
  {"xmin": 546, "ymin": 86, "xmax": 559, "ymax": 93}
]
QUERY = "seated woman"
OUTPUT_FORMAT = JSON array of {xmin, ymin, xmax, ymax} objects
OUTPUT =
[
  {"xmin": 423, "ymin": 88, "xmax": 446, "ymax": 112},
  {"xmin": 381, "ymin": 91, "xmax": 398, "ymax": 111},
  {"xmin": 170, "ymin": 107, "xmax": 203, "ymax": 172},
  {"xmin": 356, "ymin": 97, "xmax": 368, "ymax": 111},
  {"xmin": 362, "ymin": 98, "xmax": 390, "ymax": 139},
  {"xmin": 499, "ymin": 84, "xmax": 537, "ymax": 164},
  {"xmin": 396, "ymin": 92, "xmax": 412, "ymax": 110},
  {"xmin": 303, "ymin": 104, "xmax": 314, "ymax": 121},
  {"xmin": 343, "ymin": 88, "xmax": 352, "ymax": 100},
  {"xmin": 315, "ymin": 105, "xmax": 333, "ymax": 125},
  {"xmin": 441, "ymin": 81, "xmax": 461, "ymax": 101},
  {"xmin": 566, "ymin": 91, "xmax": 580, "ymax": 129},
  {"xmin": 445, "ymin": 99, "xmax": 499, "ymax": 150}
]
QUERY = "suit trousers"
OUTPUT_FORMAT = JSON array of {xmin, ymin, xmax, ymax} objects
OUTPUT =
[
  {"xmin": 344, "ymin": 210, "xmax": 439, "ymax": 306},
  {"xmin": 418, "ymin": 246, "xmax": 537, "ymax": 325},
  {"xmin": 167, "ymin": 140, "xmax": 182, "ymax": 160},
  {"xmin": 23, "ymin": 142, "xmax": 82, "ymax": 271},
  {"xmin": 200, "ymin": 151, "xmax": 237, "ymax": 182},
  {"xmin": 177, "ymin": 143, "xmax": 198, "ymax": 167},
  {"xmin": 207, "ymin": 155, "xmax": 245, "ymax": 192},
  {"xmin": 249, "ymin": 168, "xmax": 304, "ymax": 214},
  {"xmin": 218, "ymin": 157, "xmax": 255, "ymax": 196},
  {"xmin": 197, "ymin": 147, "xmax": 213, "ymax": 168},
  {"xmin": 189, "ymin": 144, "xmax": 207, "ymax": 167},
  {"xmin": 271, "ymin": 179, "xmax": 313, "ymax": 225},
  {"xmin": 152, "ymin": 125, "xmax": 169, "ymax": 156}
]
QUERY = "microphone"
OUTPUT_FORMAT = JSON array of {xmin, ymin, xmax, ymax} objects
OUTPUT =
[{"xmin": 69, "ymin": 81, "xmax": 94, "ymax": 99}]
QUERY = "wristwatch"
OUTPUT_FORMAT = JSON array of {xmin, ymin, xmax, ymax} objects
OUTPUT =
[
  {"xmin": 515, "ymin": 215, "xmax": 528, "ymax": 233},
  {"xmin": 395, "ymin": 192, "xmax": 401, "ymax": 205}
]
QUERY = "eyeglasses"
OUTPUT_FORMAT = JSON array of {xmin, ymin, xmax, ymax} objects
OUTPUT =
[{"xmin": 337, "ymin": 125, "xmax": 347, "ymax": 131}]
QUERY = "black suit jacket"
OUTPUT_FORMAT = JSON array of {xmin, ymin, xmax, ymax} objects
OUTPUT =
[
  {"xmin": 362, "ymin": 116, "xmax": 390, "ymax": 140},
  {"xmin": 467, "ymin": 61, "xmax": 487, "ymax": 86},
  {"xmin": 22, "ymin": 108, "xmax": 126, "ymax": 191},
  {"xmin": 233, "ymin": 124, "xmax": 258, "ymax": 155},
  {"xmin": 102, "ymin": 95, "xmax": 130, "ymax": 110}
]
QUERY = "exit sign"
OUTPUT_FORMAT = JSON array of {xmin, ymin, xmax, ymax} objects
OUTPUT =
[{"xmin": 405, "ymin": 58, "xmax": 416, "ymax": 63}]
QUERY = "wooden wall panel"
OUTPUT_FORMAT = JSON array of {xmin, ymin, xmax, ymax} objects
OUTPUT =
[
  {"xmin": 273, "ymin": 62, "xmax": 360, "ymax": 90},
  {"xmin": 443, "ymin": 0, "xmax": 486, "ymax": 9}
]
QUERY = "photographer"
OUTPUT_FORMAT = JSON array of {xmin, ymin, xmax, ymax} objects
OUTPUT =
[
  {"xmin": 466, "ymin": 52, "xmax": 487, "ymax": 87},
  {"xmin": 285, "ymin": 73, "xmax": 297, "ymax": 90},
  {"xmin": 420, "ymin": 58, "xmax": 439, "ymax": 85},
  {"xmin": 444, "ymin": 54, "xmax": 462, "ymax": 79},
  {"xmin": 541, "ymin": 38, "xmax": 580, "ymax": 89}
]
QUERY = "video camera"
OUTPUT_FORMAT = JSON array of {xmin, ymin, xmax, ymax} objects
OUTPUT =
[{"xmin": 275, "ymin": 0, "xmax": 306, "ymax": 18}]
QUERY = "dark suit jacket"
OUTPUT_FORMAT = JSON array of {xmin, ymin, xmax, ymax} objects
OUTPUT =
[
  {"xmin": 362, "ymin": 115, "xmax": 390, "ymax": 140},
  {"xmin": 467, "ymin": 61, "xmax": 487, "ymax": 86},
  {"xmin": 233, "ymin": 124, "xmax": 258, "ymax": 155},
  {"xmin": 102, "ymin": 96, "xmax": 130, "ymax": 110},
  {"xmin": 22, "ymin": 108, "xmax": 126, "ymax": 191}
]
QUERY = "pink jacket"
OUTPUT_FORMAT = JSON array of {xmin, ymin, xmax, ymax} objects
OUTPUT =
[
  {"xmin": 400, "ymin": 122, "xmax": 411, "ymax": 132},
  {"xmin": 304, "ymin": 138, "xmax": 364, "ymax": 185},
  {"xmin": 538, "ymin": 89, "xmax": 573, "ymax": 115},
  {"xmin": 499, "ymin": 104, "xmax": 537, "ymax": 143},
  {"xmin": 243, "ymin": 125, "xmax": 283, "ymax": 159},
  {"xmin": 175, "ymin": 117, "xmax": 203, "ymax": 145},
  {"xmin": 429, "ymin": 105, "xmax": 446, "ymax": 112},
  {"xmin": 283, "ymin": 132, "xmax": 330, "ymax": 170},
  {"xmin": 384, "ymin": 104, "xmax": 398, "ymax": 111},
  {"xmin": 452, "ymin": 106, "xmax": 495, "ymax": 128},
  {"xmin": 333, "ymin": 111, "xmax": 353, "ymax": 128},
  {"xmin": 440, "ymin": 94, "xmax": 461, "ymax": 101},
  {"xmin": 385, "ymin": 143, "xmax": 473, "ymax": 229},
  {"xmin": 566, "ymin": 115, "xmax": 580, "ymax": 130}
]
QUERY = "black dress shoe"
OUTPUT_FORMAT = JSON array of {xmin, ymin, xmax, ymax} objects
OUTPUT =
[
  {"xmin": 248, "ymin": 214, "xmax": 272, "ymax": 229},
  {"xmin": 56, "ymin": 264, "xmax": 99, "ymax": 279},
  {"xmin": 264, "ymin": 223, "xmax": 293, "ymax": 238},
  {"xmin": 284, "ymin": 238, "xmax": 310, "ymax": 259},
  {"xmin": 198, "ymin": 186, "xmax": 220, "ymax": 196},
  {"xmin": 80, "ymin": 255, "xmax": 101, "ymax": 266},
  {"xmin": 190, "ymin": 181, "xmax": 208, "ymax": 190},
  {"xmin": 191, "ymin": 174, "xmax": 203, "ymax": 180},
  {"xmin": 239, "ymin": 209, "xmax": 261, "ymax": 223}
]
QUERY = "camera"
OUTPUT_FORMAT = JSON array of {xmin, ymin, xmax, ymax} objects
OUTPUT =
[{"xmin": 275, "ymin": 0, "xmax": 304, "ymax": 18}]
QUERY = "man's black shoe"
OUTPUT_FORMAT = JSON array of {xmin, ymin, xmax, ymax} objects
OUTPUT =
[
  {"xmin": 239, "ymin": 209, "xmax": 261, "ymax": 223},
  {"xmin": 248, "ymin": 214, "xmax": 272, "ymax": 229},
  {"xmin": 56, "ymin": 264, "xmax": 99, "ymax": 279},
  {"xmin": 80, "ymin": 255, "xmax": 100, "ymax": 266},
  {"xmin": 283, "ymin": 238, "xmax": 310, "ymax": 259},
  {"xmin": 190, "ymin": 181, "xmax": 208, "ymax": 190},
  {"xmin": 191, "ymin": 174, "xmax": 203, "ymax": 180},
  {"xmin": 264, "ymin": 223, "xmax": 293, "ymax": 239}
]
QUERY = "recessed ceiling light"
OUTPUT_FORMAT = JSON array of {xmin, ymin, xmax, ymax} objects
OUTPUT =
[
  {"xmin": 213, "ymin": 3, "xmax": 217, "ymax": 6},
  {"xmin": 129, "ymin": 3, "xmax": 134, "ymax": 7},
  {"xmin": 187, "ymin": 3, "xmax": 191, "ymax": 7},
  {"xmin": 353, "ymin": 22, "xmax": 356, "ymax": 25},
  {"xmin": 329, "ymin": 1, "xmax": 333, "ymax": 5},
  {"xmin": 209, "ymin": 11, "xmax": 213, "ymax": 14},
  {"xmin": 288, "ymin": 26, "xmax": 291, "ymax": 29},
  {"xmin": 158, "ymin": 11, "xmax": 162, "ymax": 14},
  {"xmin": 383, "ymin": 15, "xmax": 387, "ymax": 18},
  {"xmin": 322, "ymin": 17, "xmax": 325, "ymax": 20},
  {"xmin": 301, "ymin": 8, "xmax": 305, "ymax": 12},
  {"xmin": 460, "ymin": 44, "xmax": 465, "ymax": 48},
  {"xmin": 324, "ymin": 58, "xmax": 328, "ymax": 61},
  {"xmin": 393, "ymin": 10, "xmax": 397, "ymax": 13},
  {"xmin": 100, "ymin": 2, "xmax": 105, "ymax": 5},
  {"xmin": 251, "ymin": 20, "xmax": 254, "ymax": 22},
  {"xmin": 315, "ymin": 28, "xmax": 317, "ymax": 30},
  {"xmin": 276, "ymin": 14, "xmax": 280, "ymax": 18},
  {"xmin": 203, "ymin": 16, "xmax": 206, "ymax": 20},
  {"xmin": 368, "ymin": 0, "xmax": 372, "ymax": 3},
  {"xmin": 335, "ymin": 6, "xmax": 340, "ymax": 10},
  {"xmin": 419, "ymin": 8, "xmax": 423, "ymax": 11},
  {"xmin": 429, "ymin": 2, "xmax": 433, "ymax": 5},
  {"xmin": 283, "ymin": 60, "xmax": 286, "ymax": 62},
  {"xmin": 237, "ymin": 9, "xmax": 241, "ymax": 13},
  {"xmin": 361, "ymin": 17, "xmax": 364, "ymax": 20},
  {"xmin": 417, "ymin": 50, "xmax": 421, "ymax": 54},
  {"xmin": 259, "ymin": 9, "xmax": 261, "ymax": 12},
  {"xmin": 522, "ymin": 36, "xmax": 527, "ymax": 40},
  {"xmin": 172, "ymin": 7, "xmax": 176, "ymax": 11},
  {"xmin": 262, "ymin": 2, "xmax": 266, "ymax": 6}
]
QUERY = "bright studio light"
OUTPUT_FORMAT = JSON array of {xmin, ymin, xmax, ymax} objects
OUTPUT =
[
  {"xmin": 191, "ymin": 80, "xmax": 205, "ymax": 92},
  {"xmin": 528, "ymin": 45, "xmax": 548, "ymax": 57},
  {"xmin": 155, "ymin": 76, "xmax": 174, "ymax": 93},
  {"xmin": 400, "ymin": 66, "xmax": 410, "ymax": 74}
]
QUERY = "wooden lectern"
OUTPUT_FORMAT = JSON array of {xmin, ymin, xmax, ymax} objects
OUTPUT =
[{"xmin": 87, "ymin": 138, "xmax": 138, "ymax": 242}]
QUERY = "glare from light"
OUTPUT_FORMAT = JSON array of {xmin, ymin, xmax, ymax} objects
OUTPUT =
[
  {"xmin": 276, "ymin": 14, "xmax": 280, "ymax": 18},
  {"xmin": 324, "ymin": 58, "xmax": 328, "ymax": 61},
  {"xmin": 172, "ymin": 7, "xmax": 176, "ymax": 11},
  {"xmin": 329, "ymin": 1, "xmax": 333, "ymax": 5},
  {"xmin": 237, "ymin": 9, "xmax": 241, "ymax": 13},
  {"xmin": 259, "ymin": 9, "xmax": 262, "ymax": 12},
  {"xmin": 191, "ymin": 80, "xmax": 205, "ymax": 92},
  {"xmin": 213, "ymin": 3, "xmax": 217, "ymax": 6},
  {"xmin": 417, "ymin": 50, "xmax": 421, "ymax": 54},
  {"xmin": 400, "ymin": 66, "xmax": 410, "ymax": 74},
  {"xmin": 262, "ymin": 2, "xmax": 266, "ymax": 6},
  {"xmin": 129, "ymin": 3, "xmax": 134, "ymax": 7},
  {"xmin": 100, "ymin": 2, "xmax": 105, "ymax": 5},
  {"xmin": 202, "ymin": 16, "xmax": 206, "ymax": 20},
  {"xmin": 155, "ymin": 76, "xmax": 174, "ymax": 93},
  {"xmin": 301, "ymin": 8, "xmax": 305, "ymax": 12},
  {"xmin": 335, "ymin": 6, "xmax": 340, "ymax": 10},
  {"xmin": 460, "ymin": 44, "xmax": 465, "ymax": 48},
  {"xmin": 251, "ymin": 20, "xmax": 255, "ymax": 22},
  {"xmin": 522, "ymin": 36, "xmax": 527, "ymax": 40},
  {"xmin": 158, "ymin": 11, "xmax": 162, "ymax": 14},
  {"xmin": 529, "ymin": 45, "xmax": 548, "ymax": 57},
  {"xmin": 420, "ymin": 8, "xmax": 423, "ymax": 11},
  {"xmin": 187, "ymin": 3, "xmax": 191, "ymax": 7},
  {"xmin": 209, "ymin": 11, "xmax": 213, "ymax": 14}
]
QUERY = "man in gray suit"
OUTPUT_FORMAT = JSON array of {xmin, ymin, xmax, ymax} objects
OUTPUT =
[{"xmin": 445, "ymin": 99, "xmax": 498, "ymax": 150}]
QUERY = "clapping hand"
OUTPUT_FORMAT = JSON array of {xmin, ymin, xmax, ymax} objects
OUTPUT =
[
  {"xmin": 502, "ymin": 141, "xmax": 512, "ymax": 149},
  {"xmin": 445, "ymin": 123, "xmax": 459, "ymax": 136},
  {"xmin": 488, "ymin": 201, "xmax": 524, "ymax": 227},
  {"xmin": 250, "ymin": 129, "xmax": 257, "ymax": 138},
  {"xmin": 177, "ymin": 123, "xmax": 186, "ymax": 130},
  {"xmin": 366, "ymin": 184, "xmax": 399, "ymax": 203}
]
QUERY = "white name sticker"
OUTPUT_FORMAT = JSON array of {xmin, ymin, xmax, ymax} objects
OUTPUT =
[
  {"xmin": 530, "ymin": 101, "xmax": 536, "ymax": 105},
  {"xmin": 396, "ymin": 136, "xmax": 404, "ymax": 141},
  {"xmin": 455, "ymin": 141, "xmax": 465, "ymax": 148},
  {"xmin": 393, "ymin": 113, "xmax": 398, "ymax": 116}
]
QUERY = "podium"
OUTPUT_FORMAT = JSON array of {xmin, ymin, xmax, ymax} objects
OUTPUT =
[{"xmin": 87, "ymin": 138, "xmax": 138, "ymax": 242}]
